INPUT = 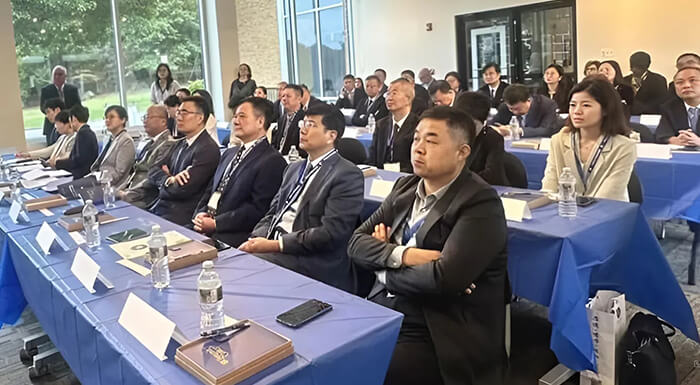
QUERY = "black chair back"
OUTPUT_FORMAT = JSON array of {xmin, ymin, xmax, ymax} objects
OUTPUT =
[
  {"xmin": 628, "ymin": 169, "xmax": 643, "ymax": 204},
  {"xmin": 629, "ymin": 122, "xmax": 655, "ymax": 143},
  {"xmin": 337, "ymin": 137, "xmax": 368, "ymax": 165},
  {"xmin": 503, "ymin": 152, "xmax": 529, "ymax": 188}
]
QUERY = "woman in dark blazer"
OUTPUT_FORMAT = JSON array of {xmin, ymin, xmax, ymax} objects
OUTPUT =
[
  {"xmin": 228, "ymin": 63, "xmax": 257, "ymax": 107},
  {"xmin": 539, "ymin": 64, "xmax": 574, "ymax": 112},
  {"xmin": 598, "ymin": 60, "xmax": 635, "ymax": 119}
]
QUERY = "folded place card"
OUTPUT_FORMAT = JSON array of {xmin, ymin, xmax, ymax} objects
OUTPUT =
[
  {"xmin": 369, "ymin": 179, "xmax": 395, "ymax": 198},
  {"xmin": 639, "ymin": 114, "xmax": 662, "ymax": 127},
  {"xmin": 539, "ymin": 138, "xmax": 552, "ymax": 152},
  {"xmin": 118, "ymin": 292, "xmax": 176, "ymax": 361},
  {"xmin": 36, "ymin": 222, "xmax": 57, "ymax": 255},
  {"xmin": 384, "ymin": 163, "xmax": 401, "ymax": 172},
  {"xmin": 39, "ymin": 208, "xmax": 54, "ymax": 217},
  {"xmin": 9, "ymin": 200, "xmax": 22, "ymax": 223},
  {"xmin": 635, "ymin": 143, "xmax": 672, "ymax": 159},
  {"xmin": 116, "ymin": 259, "xmax": 151, "ymax": 277},
  {"xmin": 70, "ymin": 248, "xmax": 101, "ymax": 294},
  {"xmin": 501, "ymin": 197, "xmax": 533, "ymax": 222}
]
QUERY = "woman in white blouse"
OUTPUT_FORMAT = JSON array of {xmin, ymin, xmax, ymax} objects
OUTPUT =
[{"xmin": 150, "ymin": 63, "xmax": 180, "ymax": 104}]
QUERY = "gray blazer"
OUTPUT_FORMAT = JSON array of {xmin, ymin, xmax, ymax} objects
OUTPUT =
[
  {"xmin": 91, "ymin": 130, "xmax": 136, "ymax": 187},
  {"xmin": 28, "ymin": 133, "xmax": 76, "ymax": 161},
  {"xmin": 119, "ymin": 131, "xmax": 175, "ymax": 208}
]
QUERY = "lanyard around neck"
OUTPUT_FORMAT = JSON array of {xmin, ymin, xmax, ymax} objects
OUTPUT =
[{"xmin": 571, "ymin": 132, "xmax": 610, "ymax": 190}]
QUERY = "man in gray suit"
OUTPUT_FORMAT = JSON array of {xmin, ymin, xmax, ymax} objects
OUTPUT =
[
  {"xmin": 117, "ymin": 105, "xmax": 175, "ymax": 208},
  {"xmin": 240, "ymin": 103, "xmax": 364, "ymax": 293}
]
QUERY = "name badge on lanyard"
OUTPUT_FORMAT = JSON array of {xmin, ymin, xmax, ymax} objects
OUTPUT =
[{"xmin": 572, "ymin": 133, "xmax": 610, "ymax": 191}]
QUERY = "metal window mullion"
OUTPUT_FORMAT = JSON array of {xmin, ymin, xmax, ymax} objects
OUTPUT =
[
  {"xmin": 197, "ymin": 0, "xmax": 210, "ymax": 90},
  {"xmin": 109, "ymin": 0, "xmax": 127, "ymax": 108},
  {"xmin": 314, "ymin": 8, "xmax": 323, "ymax": 96},
  {"xmin": 342, "ymin": 0, "xmax": 352, "ymax": 75},
  {"xmin": 277, "ymin": 0, "xmax": 289, "ymax": 80},
  {"xmin": 289, "ymin": 0, "xmax": 300, "ymax": 83}
]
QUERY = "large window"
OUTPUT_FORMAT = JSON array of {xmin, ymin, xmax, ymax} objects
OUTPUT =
[
  {"xmin": 11, "ymin": 0, "xmax": 205, "ymax": 143},
  {"xmin": 280, "ymin": 0, "xmax": 353, "ymax": 99}
]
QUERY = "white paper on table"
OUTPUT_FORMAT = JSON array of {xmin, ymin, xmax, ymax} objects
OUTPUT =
[
  {"xmin": 39, "ymin": 208, "xmax": 54, "ymax": 217},
  {"xmin": 369, "ymin": 179, "xmax": 395, "ymax": 198},
  {"xmin": 22, "ymin": 168, "xmax": 49, "ymax": 181},
  {"xmin": 21, "ymin": 177, "xmax": 57, "ymax": 189},
  {"xmin": 9, "ymin": 200, "xmax": 22, "ymax": 223},
  {"xmin": 70, "ymin": 248, "xmax": 101, "ymax": 294},
  {"xmin": 539, "ymin": 138, "xmax": 551, "ymax": 151},
  {"xmin": 15, "ymin": 164, "xmax": 44, "ymax": 173},
  {"xmin": 384, "ymin": 163, "xmax": 401, "ymax": 172},
  {"xmin": 343, "ymin": 126, "xmax": 359, "ymax": 138},
  {"xmin": 118, "ymin": 293, "xmax": 176, "ymax": 361},
  {"xmin": 68, "ymin": 231, "xmax": 86, "ymax": 245},
  {"xmin": 22, "ymin": 193, "xmax": 34, "ymax": 200},
  {"xmin": 45, "ymin": 169, "xmax": 72, "ymax": 178},
  {"xmin": 635, "ymin": 143, "xmax": 672, "ymax": 159},
  {"xmin": 36, "ymin": 222, "xmax": 57, "ymax": 254},
  {"xmin": 639, "ymin": 114, "xmax": 662, "ymax": 127},
  {"xmin": 0, "ymin": 186, "xmax": 11, "ymax": 197},
  {"xmin": 8, "ymin": 159, "xmax": 41, "ymax": 166},
  {"xmin": 501, "ymin": 197, "xmax": 532, "ymax": 222},
  {"xmin": 116, "ymin": 259, "xmax": 151, "ymax": 277}
]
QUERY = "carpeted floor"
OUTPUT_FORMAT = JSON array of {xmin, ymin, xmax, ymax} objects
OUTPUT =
[{"xmin": 0, "ymin": 222, "xmax": 698, "ymax": 385}]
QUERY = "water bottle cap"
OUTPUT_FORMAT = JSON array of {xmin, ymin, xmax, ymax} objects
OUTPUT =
[
  {"xmin": 202, "ymin": 260, "xmax": 214, "ymax": 269},
  {"xmin": 152, "ymin": 224, "xmax": 161, "ymax": 232},
  {"xmin": 85, "ymin": 199, "xmax": 93, "ymax": 204}
]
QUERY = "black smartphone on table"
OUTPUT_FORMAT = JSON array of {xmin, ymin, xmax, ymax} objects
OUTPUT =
[
  {"xmin": 106, "ymin": 228, "xmax": 149, "ymax": 243},
  {"xmin": 276, "ymin": 299, "xmax": 333, "ymax": 328},
  {"xmin": 576, "ymin": 196, "xmax": 597, "ymax": 207}
]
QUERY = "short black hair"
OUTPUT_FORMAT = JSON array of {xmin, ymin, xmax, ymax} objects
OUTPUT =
[
  {"xmin": 630, "ymin": 51, "xmax": 651, "ymax": 70},
  {"xmin": 343, "ymin": 74, "xmax": 355, "ymax": 81},
  {"xmin": 181, "ymin": 95, "xmax": 211, "ymax": 123},
  {"xmin": 565, "ymin": 76, "xmax": 630, "ymax": 137},
  {"xmin": 192, "ymin": 89, "xmax": 214, "ymax": 117},
  {"xmin": 164, "ymin": 95, "xmax": 181, "ymax": 107},
  {"xmin": 454, "ymin": 92, "xmax": 490, "ymax": 123},
  {"xmin": 70, "ymin": 104, "xmax": 89, "ymax": 123},
  {"xmin": 401, "ymin": 69, "xmax": 415, "ymax": 79},
  {"xmin": 503, "ymin": 84, "xmax": 531, "ymax": 105},
  {"xmin": 428, "ymin": 80, "xmax": 452, "ymax": 96},
  {"xmin": 285, "ymin": 84, "xmax": 304, "ymax": 98},
  {"xmin": 374, "ymin": 68, "xmax": 387, "ymax": 76},
  {"xmin": 419, "ymin": 106, "xmax": 475, "ymax": 146},
  {"xmin": 44, "ymin": 97, "xmax": 65, "ymax": 111},
  {"xmin": 256, "ymin": 85, "xmax": 267, "ymax": 96},
  {"xmin": 365, "ymin": 75, "xmax": 380, "ymax": 83},
  {"xmin": 104, "ymin": 105, "xmax": 128, "ymax": 122},
  {"xmin": 54, "ymin": 110, "xmax": 70, "ymax": 124},
  {"xmin": 482, "ymin": 62, "xmax": 500, "ymax": 74},
  {"xmin": 300, "ymin": 84, "xmax": 310, "ymax": 92},
  {"xmin": 306, "ymin": 103, "xmax": 345, "ymax": 146},
  {"xmin": 584, "ymin": 60, "xmax": 601, "ymax": 70},
  {"xmin": 176, "ymin": 87, "xmax": 191, "ymax": 96},
  {"xmin": 233, "ymin": 96, "xmax": 275, "ymax": 130}
]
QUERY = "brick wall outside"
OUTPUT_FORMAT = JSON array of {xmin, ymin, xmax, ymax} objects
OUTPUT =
[{"xmin": 235, "ymin": 0, "xmax": 283, "ymax": 89}]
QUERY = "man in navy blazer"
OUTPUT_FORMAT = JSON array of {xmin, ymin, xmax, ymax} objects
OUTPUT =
[
  {"xmin": 55, "ymin": 104, "xmax": 98, "ymax": 179},
  {"xmin": 40, "ymin": 66, "xmax": 81, "ymax": 145},
  {"xmin": 149, "ymin": 95, "xmax": 221, "ymax": 225},
  {"xmin": 192, "ymin": 97, "xmax": 286, "ymax": 247},
  {"xmin": 241, "ymin": 103, "xmax": 364, "ymax": 293},
  {"xmin": 656, "ymin": 66, "xmax": 700, "ymax": 146},
  {"xmin": 489, "ymin": 83, "xmax": 563, "ymax": 137},
  {"xmin": 351, "ymin": 75, "xmax": 389, "ymax": 127}
]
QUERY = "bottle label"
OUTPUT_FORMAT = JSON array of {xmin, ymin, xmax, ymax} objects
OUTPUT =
[{"xmin": 199, "ymin": 285, "xmax": 223, "ymax": 303}]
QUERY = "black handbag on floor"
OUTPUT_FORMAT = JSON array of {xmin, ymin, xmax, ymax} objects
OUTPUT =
[{"xmin": 619, "ymin": 312, "xmax": 676, "ymax": 385}]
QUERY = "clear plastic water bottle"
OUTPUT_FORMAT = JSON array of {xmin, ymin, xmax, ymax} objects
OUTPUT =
[
  {"xmin": 82, "ymin": 199, "xmax": 101, "ymax": 249},
  {"xmin": 102, "ymin": 179, "xmax": 116, "ymax": 208},
  {"xmin": 10, "ymin": 183, "xmax": 24, "ymax": 212},
  {"xmin": 198, "ymin": 260, "xmax": 224, "ymax": 333},
  {"xmin": 509, "ymin": 116, "xmax": 521, "ymax": 141},
  {"xmin": 367, "ymin": 113, "xmax": 376, "ymax": 134},
  {"xmin": 558, "ymin": 167, "xmax": 578, "ymax": 219},
  {"xmin": 149, "ymin": 225, "xmax": 170, "ymax": 290},
  {"xmin": 288, "ymin": 145, "xmax": 300, "ymax": 162}
]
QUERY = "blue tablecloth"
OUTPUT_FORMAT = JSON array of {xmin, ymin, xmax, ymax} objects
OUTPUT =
[
  {"xmin": 357, "ymin": 133, "xmax": 372, "ymax": 150},
  {"xmin": 2, "ymin": 205, "xmax": 402, "ymax": 384},
  {"xmin": 505, "ymin": 143, "xmax": 700, "ymax": 222},
  {"xmin": 362, "ymin": 171, "xmax": 699, "ymax": 372}
]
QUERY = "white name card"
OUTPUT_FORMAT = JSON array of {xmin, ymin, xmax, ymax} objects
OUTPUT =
[
  {"xmin": 539, "ymin": 138, "xmax": 552, "ymax": 152},
  {"xmin": 639, "ymin": 114, "xmax": 662, "ymax": 127},
  {"xmin": 70, "ymin": 248, "xmax": 101, "ymax": 294},
  {"xmin": 501, "ymin": 197, "xmax": 533, "ymax": 222},
  {"xmin": 116, "ymin": 259, "xmax": 151, "ymax": 277},
  {"xmin": 9, "ymin": 200, "xmax": 22, "ymax": 223},
  {"xmin": 635, "ymin": 143, "xmax": 672, "ymax": 159},
  {"xmin": 369, "ymin": 179, "xmax": 395, "ymax": 198},
  {"xmin": 384, "ymin": 163, "xmax": 401, "ymax": 172},
  {"xmin": 118, "ymin": 293, "xmax": 176, "ymax": 361},
  {"xmin": 36, "ymin": 222, "xmax": 57, "ymax": 255}
]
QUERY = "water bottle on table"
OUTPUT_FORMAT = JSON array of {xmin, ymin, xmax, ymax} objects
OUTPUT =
[
  {"xmin": 509, "ymin": 116, "xmax": 521, "ymax": 141},
  {"xmin": 102, "ymin": 178, "xmax": 116, "ymax": 209},
  {"xmin": 82, "ymin": 200, "xmax": 101, "ymax": 249},
  {"xmin": 149, "ymin": 224, "xmax": 170, "ymax": 290},
  {"xmin": 558, "ymin": 167, "xmax": 577, "ymax": 218},
  {"xmin": 367, "ymin": 113, "xmax": 376, "ymax": 134},
  {"xmin": 288, "ymin": 145, "xmax": 300, "ymax": 162},
  {"xmin": 198, "ymin": 260, "xmax": 224, "ymax": 333}
]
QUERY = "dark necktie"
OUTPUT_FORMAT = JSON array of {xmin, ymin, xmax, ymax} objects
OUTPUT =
[
  {"xmin": 266, "ymin": 161, "xmax": 315, "ymax": 239},
  {"xmin": 689, "ymin": 107, "xmax": 699, "ymax": 133},
  {"xmin": 137, "ymin": 139, "xmax": 154, "ymax": 161},
  {"xmin": 491, "ymin": 88, "xmax": 495, "ymax": 100},
  {"xmin": 517, "ymin": 115, "xmax": 524, "ymax": 128},
  {"xmin": 95, "ymin": 137, "xmax": 113, "ymax": 167},
  {"xmin": 217, "ymin": 145, "xmax": 246, "ymax": 192},
  {"xmin": 57, "ymin": 85, "xmax": 64, "ymax": 101},
  {"xmin": 387, "ymin": 123, "xmax": 400, "ymax": 162},
  {"xmin": 173, "ymin": 141, "xmax": 189, "ymax": 174}
]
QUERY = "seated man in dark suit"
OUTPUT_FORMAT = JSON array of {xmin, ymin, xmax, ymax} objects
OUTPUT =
[
  {"xmin": 428, "ymin": 80, "xmax": 457, "ymax": 107},
  {"xmin": 351, "ymin": 75, "xmax": 389, "ymax": 126},
  {"xmin": 478, "ymin": 62, "xmax": 509, "ymax": 108},
  {"xmin": 375, "ymin": 68, "xmax": 388, "ymax": 95},
  {"xmin": 40, "ymin": 65, "xmax": 81, "ymax": 145},
  {"xmin": 192, "ymin": 97, "xmax": 286, "ymax": 247},
  {"xmin": 368, "ymin": 78, "xmax": 419, "ymax": 173},
  {"xmin": 300, "ymin": 84, "xmax": 324, "ymax": 112},
  {"xmin": 271, "ymin": 84, "xmax": 306, "ymax": 156},
  {"xmin": 335, "ymin": 74, "xmax": 363, "ymax": 109},
  {"xmin": 55, "ymin": 104, "xmax": 98, "ymax": 179},
  {"xmin": 668, "ymin": 53, "xmax": 700, "ymax": 100},
  {"xmin": 489, "ymin": 83, "xmax": 562, "ymax": 137},
  {"xmin": 656, "ymin": 66, "xmax": 700, "ymax": 146},
  {"xmin": 348, "ymin": 106, "xmax": 509, "ymax": 385},
  {"xmin": 455, "ymin": 92, "xmax": 508, "ymax": 186},
  {"xmin": 624, "ymin": 51, "xmax": 668, "ymax": 115},
  {"xmin": 272, "ymin": 81, "xmax": 287, "ymax": 123},
  {"xmin": 240, "ymin": 103, "xmax": 364, "ymax": 293},
  {"xmin": 401, "ymin": 69, "xmax": 430, "ymax": 116},
  {"xmin": 149, "ymin": 96, "xmax": 221, "ymax": 225}
]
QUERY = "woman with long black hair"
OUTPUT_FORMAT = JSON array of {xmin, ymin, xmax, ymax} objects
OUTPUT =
[{"xmin": 150, "ymin": 63, "xmax": 180, "ymax": 104}]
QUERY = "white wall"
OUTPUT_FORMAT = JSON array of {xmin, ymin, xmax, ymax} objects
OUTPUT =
[{"xmin": 1, "ymin": 0, "xmax": 28, "ymax": 152}]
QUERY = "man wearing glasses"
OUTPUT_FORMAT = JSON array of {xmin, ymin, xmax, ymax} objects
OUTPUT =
[
  {"xmin": 149, "ymin": 96, "xmax": 221, "ymax": 225},
  {"xmin": 117, "ymin": 105, "xmax": 176, "ymax": 208}
]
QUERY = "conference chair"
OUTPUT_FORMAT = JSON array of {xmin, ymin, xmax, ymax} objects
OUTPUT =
[
  {"xmin": 337, "ymin": 137, "xmax": 368, "ymax": 165},
  {"xmin": 629, "ymin": 122, "xmax": 655, "ymax": 143},
  {"xmin": 503, "ymin": 152, "xmax": 529, "ymax": 188},
  {"xmin": 627, "ymin": 169, "xmax": 643, "ymax": 204}
]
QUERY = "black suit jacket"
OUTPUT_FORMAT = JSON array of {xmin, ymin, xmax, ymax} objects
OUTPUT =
[
  {"xmin": 467, "ymin": 125, "xmax": 508, "ymax": 185},
  {"xmin": 55, "ymin": 124, "xmax": 98, "ymax": 179},
  {"xmin": 272, "ymin": 99, "xmax": 283, "ymax": 124},
  {"xmin": 272, "ymin": 109, "xmax": 306, "ymax": 156},
  {"xmin": 656, "ymin": 97, "xmax": 698, "ymax": 143},
  {"xmin": 490, "ymin": 94, "xmax": 562, "ymax": 137},
  {"xmin": 149, "ymin": 131, "xmax": 220, "ymax": 225},
  {"xmin": 335, "ymin": 88, "xmax": 366, "ymax": 109},
  {"xmin": 40, "ymin": 83, "xmax": 80, "ymax": 137},
  {"xmin": 478, "ymin": 81, "xmax": 509, "ymax": 108},
  {"xmin": 412, "ymin": 84, "xmax": 431, "ymax": 117},
  {"xmin": 624, "ymin": 71, "xmax": 668, "ymax": 115},
  {"xmin": 194, "ymin": 139, "xmax": 286, "ymax": 247},
  {"xmin": 348, "ymin": 170, "xmax": 509, "ymax": 385},
  {"xmin": 351, "ymin": 95, "xmax": 389, "ymax": 126},
  {"xmin": 251, "ymin": 152, "xmax": 364, "ymax": 293},
  {"xmin": 368, "ymin": 113, "xmax": 418, "ymax": 173}
]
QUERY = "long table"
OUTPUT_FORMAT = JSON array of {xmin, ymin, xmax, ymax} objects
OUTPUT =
[
  {"xmin": 363, "ymin": 169, "xmax": 699, "ymax": 372},
  {"xmin": 0, "ymin": 204, "xmax": 402, "ymax": 384}
]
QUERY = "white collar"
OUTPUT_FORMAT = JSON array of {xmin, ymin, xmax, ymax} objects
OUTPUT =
[
  {"xmin": 151, "ymin": 129, "xmax": 169, "ymax": 141},
  {"xmin": 489, "ymin": 82, "xmax": 499, "ymax": 92},
  {"xmin": 242, "ymin": 135, "xmax": 266, "ymax": 150},
  {"xmin": 308, "ymin": 147, "xmax": 336, "ymax": 168},
  {"xmin": 392, "ymin": 113, "xmax": 409, "ymax": 129},
  {"xmin": 185, "ymin": 127, "xmax": 206, "ymax": 146}
]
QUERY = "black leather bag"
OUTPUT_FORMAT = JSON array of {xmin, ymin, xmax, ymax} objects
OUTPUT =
[
  {"xmin": 57, "ymin": 176, "xmax": 103, "ymax": 203},
  {"xmin": 619, "ymin": 312, "xmax": 676, "ymax": 385}
]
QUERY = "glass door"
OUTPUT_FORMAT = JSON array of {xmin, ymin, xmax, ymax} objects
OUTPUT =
[{"xmin": 457, "ymin": 14, "xmax": 514, "ymax": 91}]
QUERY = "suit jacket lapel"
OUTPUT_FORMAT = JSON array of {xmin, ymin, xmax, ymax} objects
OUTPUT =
[
  {"xmin": 296, "ymin": 153, "xmax": 338, "ymax": 213},
  {"xmin": 388, "ymin": 185, "xmax": 416, "ymax": 241},
  {"xmin": 224, "ymin": 141, "xmax": 269, "ymax": 193},
  {"xmin": 415, "ymin": 170, "xmax": 466, "ymax": 246},
  {"xmin": 376, "ymin": 121, "xmax": 388, "ymax": 163}
]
